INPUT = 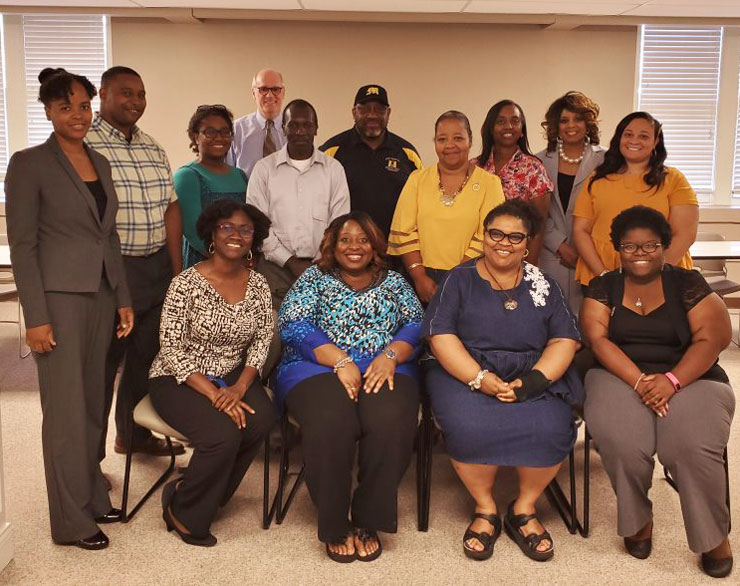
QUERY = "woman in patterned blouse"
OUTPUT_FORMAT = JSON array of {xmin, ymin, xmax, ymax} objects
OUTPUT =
[
  {"xmin": 148, "ymin": 199, "xmax": 276, "ymax": 547},
  {"xmin": 476, "ymin": 100, "xmax": 553, "ymax": 264},
  {"xmin": 276, "ymin": 211, "xmax": 424, "ymax": 563}
]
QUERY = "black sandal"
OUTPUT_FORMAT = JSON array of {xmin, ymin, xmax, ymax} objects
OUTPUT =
[
  {"xmin": 504, "ymin": 502, "xmax": 554, "ymax": 562},
  {"xmin": 463, "ymin": 512, "xmax": 502, "ymax": 561},
  {"xmin": 354, "ymin": 528, "xmax": 383, "ymax": 562},
  {"xmin": 325, "ymin": 535, "xmax": 356, "ymax": 564}
]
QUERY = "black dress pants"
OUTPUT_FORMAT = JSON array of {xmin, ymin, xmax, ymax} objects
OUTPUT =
[
  {"xmin": 149, "ymin": 370, "xmax": 277, "ymax": 537},
  {"xmin": 285, "ymin": 372, "xmax": 419, "ymax": 542}
]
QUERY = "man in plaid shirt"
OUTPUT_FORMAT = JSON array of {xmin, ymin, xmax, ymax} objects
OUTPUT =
[{"xmin": 86, "ymin": 66, "xmax": 185, "ymax": 462}]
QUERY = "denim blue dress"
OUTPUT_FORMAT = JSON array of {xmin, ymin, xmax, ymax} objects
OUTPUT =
[{"xmin": 422, "ymin": 259, "xmax": 583, "ymax": 467}]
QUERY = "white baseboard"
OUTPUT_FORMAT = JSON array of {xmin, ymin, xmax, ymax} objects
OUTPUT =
[{"xmin": 0, "ymin": 521, "xmax": 14, "ymax": 572}]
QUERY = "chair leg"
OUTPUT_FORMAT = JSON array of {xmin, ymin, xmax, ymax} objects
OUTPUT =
[
  {"xmin": 415, "ymin": 418, "xmax": 424, "ymax": 531},
  {"xmin": 274, "ymin": 414, "xmax": 306, "ymax": 525},
  {"xmin": 121, "ymin": 435, "xmax": 177, "ymax": 523},
  {"xmin": 544, "ymin": 447, "xmax": 579, "ymax": 535},
  {"xmin": 420, "ymin": 397, "xmax": 432, "ymax": 531},
  {"xmin": 724, "ymin": 447, "xmax": 731, "ymax": 534},
  {"xmin": 580, "ymin": 428, "xmax": 591, "ymax": 537},
  {"xmin": 262, "ymin": 432, "xmax": 272, "ymax": 529}
]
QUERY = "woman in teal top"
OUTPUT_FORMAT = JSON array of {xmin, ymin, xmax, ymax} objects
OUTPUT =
[{"xmin": 174, "ymin": 104, "xmax": 248, "ymax": 268}]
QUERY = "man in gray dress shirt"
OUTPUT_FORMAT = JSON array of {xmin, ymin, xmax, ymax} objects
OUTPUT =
[
  {"xmin": 247, "ymin": 99, "xmax": 350, "ymax": 305},
  {"xmin": 227, "ymin": 68, "xmax": 287, "ymax": 177}
]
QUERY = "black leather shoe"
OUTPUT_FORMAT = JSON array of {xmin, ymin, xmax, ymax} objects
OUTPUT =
[
  {"xmin": 114, "ymin": 435, "xmax": 186, "ymax": 456},
  {"xmin": 702, "ymin": 553, "xmax": 733, "ymax": 578},
  {"xmin": 624, "ymin": 536, "xmax": 652, "ymax": 559},
  {"xmin": 61, "ymin": 530, "xmax": 109, "ymax": 550},
  {"xmin": 94, "ymin": 508, "xmax": 122, "ymax": 524}
]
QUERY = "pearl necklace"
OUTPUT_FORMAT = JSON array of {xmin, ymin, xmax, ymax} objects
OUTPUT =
[{"xmin": 558, "ymin": 140, "xmax": 586, "ymax": 165}]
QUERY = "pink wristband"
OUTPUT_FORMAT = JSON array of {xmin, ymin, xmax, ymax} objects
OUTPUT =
[{"xmin": 665, "ymin": 371, "xmax": 681, "ymax": 392}]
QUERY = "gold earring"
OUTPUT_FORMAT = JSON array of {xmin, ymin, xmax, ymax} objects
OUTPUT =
[
  {"xmin": 208, "ymin": 242, "xmax": 215, "ymax": 255},
  {"xmin": 523, "ymin": 249, "xmax": 529, "ymax": 258},
  {"xmin": 246, "ymin": 250, "xmax": 253, "ymax": 261}
]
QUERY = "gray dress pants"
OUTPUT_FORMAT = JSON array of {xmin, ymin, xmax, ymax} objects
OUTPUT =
[
  {"xmin": 35, "ymin": 278, "xmax": 116, "ymax": 543},
  {"xmin": 584, "ymin": 368, "xmax": 734, "ymax": 553}
]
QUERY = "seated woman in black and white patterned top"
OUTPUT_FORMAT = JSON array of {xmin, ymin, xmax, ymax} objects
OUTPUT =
[{"xmin": 148, "ymin": 199, "xmax": 277, "ymax": 547}]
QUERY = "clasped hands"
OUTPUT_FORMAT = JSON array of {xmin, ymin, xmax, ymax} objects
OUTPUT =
[
  {"xmin": 478, "ymin": 371, "xmax": 521, "ymax": 402},
  {"xmin": 211, "ymin": 382, "xmax": 254, "ymax": 429},
  {"xmin": 336, "ymin": 354, "xmax": 397, "ymax": 401},
  {"xmin": 634, "ymin": 374, "xmax": 674, "ymax": 417}
]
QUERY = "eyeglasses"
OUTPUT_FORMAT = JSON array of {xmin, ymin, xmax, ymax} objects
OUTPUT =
[
  {"xmin": 254, "ymin": 86, "xmax": 284, "ymax": 96},
  {"xmin": 354, "ymin": 103, "xmax": 388, "ymax": 116},
  {"xmin": 486, "ymin": 228, "xmax": 528, "ymax": 245},
  {"xmin": 619, "ymin": 241, "xmax": 662, "ymax": 254},
  {"xmin": 200, "ymin": 127, "xmax": 233, "ymax": 139},
  {"xmin": 217, "ymin": 223, "xmax": 254, "ymax": 238}
]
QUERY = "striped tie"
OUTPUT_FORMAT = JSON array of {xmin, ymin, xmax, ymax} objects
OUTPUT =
[{"xmin": 263, "ymin": 119, "xmax": 276, "ymax": 157}]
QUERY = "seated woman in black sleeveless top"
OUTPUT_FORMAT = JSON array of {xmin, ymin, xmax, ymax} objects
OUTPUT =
[{"xmin": 580, "ymin": 206, "xmax": 734, "ymax": 579}]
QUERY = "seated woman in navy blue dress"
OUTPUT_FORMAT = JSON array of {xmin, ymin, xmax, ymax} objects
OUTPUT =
[
  {"xmin": 276, "ymin": 211, "xmax": 424, "ymax": 563},
  {"xmin": 423, "ymin": 199, "xmax": 582, "ymax": 562}
]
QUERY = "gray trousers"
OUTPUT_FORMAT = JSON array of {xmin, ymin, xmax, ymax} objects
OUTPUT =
[
  {"xmin": 36, "ymin": 279, "xmax": 116, "ymax": 543},
  {"xmin": 584, "ymin": 368, "xmax": 734, "ymax": 552}
]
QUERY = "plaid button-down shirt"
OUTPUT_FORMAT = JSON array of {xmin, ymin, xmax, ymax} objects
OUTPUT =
[{"xmin": 85, "ymin": 114, "xmax": 176, "ymax": 256}]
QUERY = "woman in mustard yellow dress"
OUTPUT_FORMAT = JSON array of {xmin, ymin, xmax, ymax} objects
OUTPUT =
[
  {"xmin": 572, "ymin": 112, "xmax": 698, "ymax": 286},
  {"xmin": 388, "ymin": 110, "xmax": 505, "ymax": 304}
]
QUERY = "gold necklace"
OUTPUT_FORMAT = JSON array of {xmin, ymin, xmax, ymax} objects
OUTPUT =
[
  {"xmin": 438, "ymin": 164, "xmax": 471, "ymax": 206},
  {"xmin": 482, "ymin": 260, "xmax": 521, "ymax": 311}
]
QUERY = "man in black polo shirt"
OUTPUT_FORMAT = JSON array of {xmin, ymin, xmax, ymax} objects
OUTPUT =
[{"xmin": 320, "ymin": 85, "xmax": 422, "ymax": 237}]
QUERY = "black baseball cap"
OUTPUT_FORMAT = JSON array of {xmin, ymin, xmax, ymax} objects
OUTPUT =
[{"xmin": 354, "ymin": 85, "xmax": 389, "ymax": 107}]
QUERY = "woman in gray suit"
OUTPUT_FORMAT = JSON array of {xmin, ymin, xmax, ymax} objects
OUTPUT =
[
  {"xmin": 536, "ymin": 92, "xmax": 605, "ymax": 314},
  {"xmin": 6, "ymin": 68, "xmax": 134, "ymax": 550}
]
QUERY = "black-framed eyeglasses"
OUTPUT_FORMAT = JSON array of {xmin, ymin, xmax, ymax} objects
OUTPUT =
[
  {"xmin": 200, "ymin": 127, "xmax": 233, "ymax": 139},
  {"xmin": 619, "ymin": 241, "xmax": 662, "ymax": 254},
  {"xmin": 254, "ymin": 86, "xmax": 284, "ymax": 96},
  {"xmin": 217, "ymin": 223, "xmax": 254, "ymax": 238},
  {"xmin": 486, "ymin": 228, "xmax": 528, "ymax": 245}
]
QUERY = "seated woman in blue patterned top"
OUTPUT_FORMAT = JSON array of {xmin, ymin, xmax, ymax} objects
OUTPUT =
[{"xmin": 276, "ymin": 211, "xmax": 424, "ymax": 563}]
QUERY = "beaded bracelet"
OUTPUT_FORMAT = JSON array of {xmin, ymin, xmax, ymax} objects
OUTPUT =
[{"xmin": 333, "ymin": 356, "xmax": 354, "ymax": 373}]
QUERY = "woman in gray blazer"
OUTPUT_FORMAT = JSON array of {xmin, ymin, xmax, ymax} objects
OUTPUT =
[
  {"xmin": 536, "ymin": 92, "xmax": 605, "ymax": 314},
  {"xmin": 6, "ymin": 68, "xmax": 134, "ymax": 550}
]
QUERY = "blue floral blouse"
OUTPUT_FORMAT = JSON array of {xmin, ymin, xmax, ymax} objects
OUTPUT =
[{"xmin": 275, "ymin": 265, "xmax": 424, "ymax": 405}]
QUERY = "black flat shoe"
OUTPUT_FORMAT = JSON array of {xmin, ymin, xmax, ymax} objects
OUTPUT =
[
  {"xmin": 624, "ymin": 536, "xmax": 652, "ymax": 559},
  {"xmin": 504, "ymin": 502, "xmax": 554, "ymax": 562},
  {"xmin": 354, "ymin": 529, "xmax": 382, "ymax": 562},
  {"xmin": 463, "ymin": 512, "xmax": 501, "ymax": 561},
  {"xmin": 59, "ymin": 529, "xmax": 109, "ymax": 550},
  {"xmin": 94, "ymin": 508, "xmax": 122, "ymax": 524},
  {"xmin": 702, "ymin": 553, "xmax": 733, "ymax": 578}
]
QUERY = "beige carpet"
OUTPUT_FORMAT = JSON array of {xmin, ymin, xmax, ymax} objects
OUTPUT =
[{"xmin": 0, "ymin": 304, "xmax": 737, "ymax": 585}]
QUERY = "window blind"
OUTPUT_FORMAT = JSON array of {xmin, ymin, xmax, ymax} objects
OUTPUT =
[
  {"xmin": 0, "ymin": 18, "xmax": 9, "ymax": 176},
  {"xmin": 637, "ymin": 25, "xmax": 723, "ymax": 202},
  {"xmin": 733, "ymin": 53, "xmax": 740, "ymax": 197},
  {"xmin": 23, "ymin": 14, "xmax": 107, "ymax": 147}
]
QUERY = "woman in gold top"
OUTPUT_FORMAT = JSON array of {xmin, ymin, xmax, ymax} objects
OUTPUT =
[
  {"xmin": 388, "ymin": 111, "xmax": 505, "ymax": 303},
  {"xmin": 572, "ymin": 111, "xmax": 699, "ymax": 286}
]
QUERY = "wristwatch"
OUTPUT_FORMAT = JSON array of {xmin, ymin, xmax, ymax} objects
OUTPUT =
[{"xmin": 383, "ymin": 348, "xmax": 397, "ymax": 362}]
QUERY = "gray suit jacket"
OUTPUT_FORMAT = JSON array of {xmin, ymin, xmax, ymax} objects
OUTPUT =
[
  {"xmin": 6, "ymin": 133, "xmax": 131, "ymax": 327},
  {"xmin": 536, "ymin": 144, "xmax": 605, "ymax": 312}
]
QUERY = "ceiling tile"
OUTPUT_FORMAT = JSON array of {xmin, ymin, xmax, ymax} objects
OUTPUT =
[
  {"xmin": 625, "ymin": 4, "xmax": 740, "ymax": 16},
  {"xmin": 302, "ymin": 1, "xmax": 467, "ymax": 12},
  {"xmin": 0, "ymin": 0, "xmax": 137, "ymax": 5},
  {"xmin": 137, "ymin": 0, "xmax": 300, "ymax": 7},
  {"xmin": 465, "ymin": 1, "xmax": 639, "ymax": 15}
]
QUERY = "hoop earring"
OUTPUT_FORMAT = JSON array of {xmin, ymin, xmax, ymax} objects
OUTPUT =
[
  {"xmin": 556, "ymin": 136, "xmax": 563, "ymax": 146},
  {"xmin": 523, "ymin": 249, "xmax": 529, "ymax": 258},
  {"xmin": 585, "ymin": 135, "xmax": 591, "ymax": 145},
  {"xmin": 208, "ymin": 242, "xmax": 215, "ymax": 255},
  {"xmin": 246, "ymin": 250, "xmax": 253, "ymax": 261}
]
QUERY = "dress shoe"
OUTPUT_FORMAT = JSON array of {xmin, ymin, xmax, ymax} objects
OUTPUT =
[
  {"xmin": 114, "ymin": 435, "xmax": 185, "ymax": 456},
  {"xmin": 702, "ymin": 553, "xmax": 733, "ymax": 578},
  {"xmin": 624, "ymin": 536, "xmax": 652, "ymax": 559},
  {"xmin": 95, "ymin": 508, "xmax": 122, "ymax": 524},
  {"xmin": 59, "ymin": 530, "xmax": 109, "ymax": 550}
]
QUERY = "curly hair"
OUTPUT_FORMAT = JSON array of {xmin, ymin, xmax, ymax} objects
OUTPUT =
[
  {"xmin": 316, "ymin": 211, "xmax": 389, "ymax": 273},
  {"xmin": 483, "ymin": 199, "xmax": 543, "ymax": 238},
  {"xmin": 609, "ymin": 205, "xmax": 672, "ymax": 251},
  {"xmin": 588, "ymin": 111, "xmax": 667, "ymax": 194},
  {"xmin": 476, "ymin": 100, "xmax": 532, "ymax": 169},
  {"xmin": 435, "ymin": 110, "xmax": 473, "ymax": 141},
  {"xmin": 541, "ymin": 91, "xmax": 601, "ymax": 153},
  {"xmin": 196, "ymin": 200, "xmax": 271, "ymax": 258},
  {"xmin": 38, "ymin": 68, "xmax": 96, "ymax": 106},
  {"xmin": 187, "ymin": 104, "xmax": 234, "ymax": 153}
]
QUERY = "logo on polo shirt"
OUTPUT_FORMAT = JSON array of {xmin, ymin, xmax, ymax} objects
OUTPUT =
[
  {"xmin": 385, "ymin": 157, "xmax": 400, "ymax": 172},
  {"xmin": 366, "ymin": 87, "xmax": 380, "ymax": 96}
]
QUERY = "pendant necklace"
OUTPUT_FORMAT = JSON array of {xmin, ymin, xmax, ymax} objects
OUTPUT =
[
  {"xmin": 635, "ymin": 297, "xmax": 643, "ymax": 309},
  {"xmin": 482, "ymin": 260, "xmax": 521, "ymax": 310},
  {"xmin": 438, "ymin": 164, "xmax": 471, "ymax": 207}
]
